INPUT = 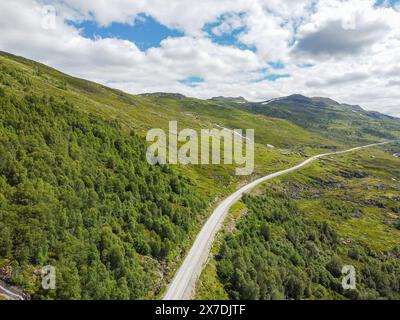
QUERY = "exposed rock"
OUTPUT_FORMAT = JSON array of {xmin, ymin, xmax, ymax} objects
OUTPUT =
[
  {"xmin": 364, "ymin": 199, "xmax": 387, "ymax": 208},
  {"xmin": 0, "ymin": 266, "xmax": 12, "ymax": 281},
  {"xmin": 338, "ymin": 169, "xmax": 368, "ymax": 179},
  {"xmin": 312, "ymin": 177, "xmax": 343, "ymax": 190},
  {"xmin": 376, "ymin": 184, "xmax": 388, "ymax": 191},
  {"xmin": 352, "ymin": 210, "xmax": 363, "ymax": 218},
  {"xmin": 318, "ymin": 145, "xmax": 338, "ymax": 150}
]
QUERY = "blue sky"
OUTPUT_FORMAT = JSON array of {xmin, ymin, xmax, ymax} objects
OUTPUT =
[
  {"xmin": 179, "ymin": 76, "xmax": 205, "ymax": 87},
  {"xmin": 68, "ymin": 14, "xmax": 184, "ymax": 51},
  {"xmin": 68, "ymin": 9, "xmax": 286, "ymax": 85},
  {"xmin": 374, "ymin": 0, "xmax": 400, "ymax": 7},
  {"xmin": 70, "ymin": 11, "xmax": 258, "ymax": 53},
  {"xmin": 202, "ymin": 12, "xmax": 256, "ymax": 52},
  {"xmin": 71, "ymin": 11, "xmax": 289, "ymax": 84}
]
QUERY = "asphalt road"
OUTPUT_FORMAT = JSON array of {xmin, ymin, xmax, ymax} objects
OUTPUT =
[
  {"xmin": 0, "ymin": 280, "xmax": 24, "ymax": 300},
  {"xmin": 163, "ymin": 141, "xmax": 395, "ymax": 300}
]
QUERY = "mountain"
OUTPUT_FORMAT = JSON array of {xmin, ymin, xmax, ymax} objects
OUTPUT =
[
  {"xmin": 245, "ymin": 94, "xmax": 400, "ymax": 142},
  {"xmin": 1, "ymin": 51, "xmax": 331, "ymax": 299},
  {"xmin": 0, "ymin": 56, "xmax": 209, "ymax": 299},
  {"xmin": 210, "ymin": 96, "xmax": 248, "ymax": 103},
  {"xmin": 0, "ymin": 51, "xmax": 399, "ymax": 300}
]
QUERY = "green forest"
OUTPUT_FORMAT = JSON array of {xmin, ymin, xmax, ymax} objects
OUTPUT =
[
  {"xmin": 216, "ymin": 193, "xmax": 400, "ymax": 300},
  {"xmin": 0, "ymin": 84, "xmax": 207, "ymax": 299}
]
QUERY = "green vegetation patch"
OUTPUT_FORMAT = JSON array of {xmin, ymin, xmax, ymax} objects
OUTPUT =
[
  {"xmin": 0, "ymin": 89, "xmax": 207, "ymax": 299},
  {"xmin": 216, "ymin": 193, "xmax": 400, "ymax": 300}
]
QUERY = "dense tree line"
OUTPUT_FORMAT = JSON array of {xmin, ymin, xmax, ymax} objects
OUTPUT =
[
  {"xmin": 216, "ymin": 193, "xmax": 400, "ymax": 300},
  {"xmin": 0, "ymin": 87, "xmax": 207, "ymax": 299}
]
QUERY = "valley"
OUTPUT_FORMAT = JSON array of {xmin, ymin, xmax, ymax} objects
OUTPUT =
[{"xmin": 0, "ymin": 51, "xmax": 399, "ymax": 300}]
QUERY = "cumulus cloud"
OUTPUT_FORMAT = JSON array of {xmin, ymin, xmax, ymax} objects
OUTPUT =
[
  {"xmin": 0, "ymin": 0, "xmax": 399, "ymax": 116},
  {"xmin": 387, "ymin": 80, "xmax": 400, "ymax": 86},
  {"xmin": 210, "ymin": 13, "xmax": 246, "ymax": 37},
  {"xmin": 306, "ymin": 72, "xmax": 370, "ymax": 87},
  {"xmin": 294, "ymin": 20, "xmax": 389, "ymax": 57}
]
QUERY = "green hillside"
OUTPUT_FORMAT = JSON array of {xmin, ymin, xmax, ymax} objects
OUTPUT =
[
  {"xmin": 244, "ymin": 94, "xmax": 400, "ymax": 143},
  {"xmin": 0, "ymin": 52, "xmax": 340, "ymax": 196},
  {"xmin": 1, "ymin": 51, "xmax": 399, "ymax": 300},
  {"xmin": 0, "ymin": 51, "xmax": 313, "ymax": 299},
  {"xmin": 0, "ymin": 82, "xmax": 210, "ymax": 299},
  {"xmin": 196, "ymin": 146, "xmax": 400, "ymax": 300}
]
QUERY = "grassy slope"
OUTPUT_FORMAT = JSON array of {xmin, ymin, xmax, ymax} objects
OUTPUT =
[{"xmin": 0, "ymin": 52, "xmax": 338, "ymax": 195}]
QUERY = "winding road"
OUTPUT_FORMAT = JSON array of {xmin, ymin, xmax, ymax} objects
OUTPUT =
[
  {"xmin": 0, "ymin": 280, "xmax": 24, "ymax": 300},
  {"xmin": 163, "ymin": 141, "xmax": 396, "ymax": 300}
]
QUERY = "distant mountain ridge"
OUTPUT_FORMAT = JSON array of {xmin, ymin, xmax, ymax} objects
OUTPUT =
[
  {"xmin": 210, "ymin": 96, "xmax": 248, "ymax": 103},
  {"xmin": 243, "ymin": 94, "xmax": 400, "ymax": 142},
  {"xmin": 259, "ymin": 94, "xmax": 396, "ymax": 119}
]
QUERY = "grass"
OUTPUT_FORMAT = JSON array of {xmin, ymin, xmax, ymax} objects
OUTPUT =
[{"xmin": 196, "ymin": 145, "xmax": 400, "ymax": 299}]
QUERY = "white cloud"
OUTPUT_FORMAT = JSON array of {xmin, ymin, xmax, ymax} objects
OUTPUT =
[
  {"xmin": 0, "ymin": 0, "xmax": 399, "ymax": 116},
  {"xmin": 210, "ymin": 13, "xmax": 246, "ymax": 37}
]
